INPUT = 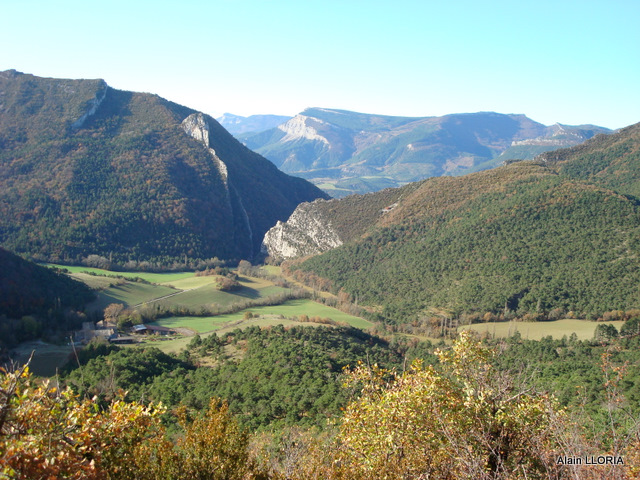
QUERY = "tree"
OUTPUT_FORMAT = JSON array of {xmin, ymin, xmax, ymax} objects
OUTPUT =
[
  {"xmin": 0, "ymin": 365, "xmax": 266, "ymax": 480},
  {"xmin": 0, "ymin": 362, "xmax": 164, "ymax": 480},
  {"xmin": 334, "ymin": 331, "xmax": 568, "ymax": 479},
  {"xmin": 104, "ymin": 303, "xmax": 125, "ymax": 325}
]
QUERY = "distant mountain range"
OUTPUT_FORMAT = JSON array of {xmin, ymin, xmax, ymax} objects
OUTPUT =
[
  {"xmin": 0, "ymin": 70, "xmax": 327, "ymax": 266},
  {"xmin": 235, "ymin": 108, "xmax": 611, "ymax": 197},
  {"xmin": 217, "ymin": 113, "xmax": 292, "ymax": 135},
  {"xmin": 266, "ymin": 121, "xmax": 640, "ymax": 322}
]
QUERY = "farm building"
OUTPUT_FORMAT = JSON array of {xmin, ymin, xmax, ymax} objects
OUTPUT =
[{"xmin": 132, "ymin": 324, "xmax": 176, "ymax": 336}]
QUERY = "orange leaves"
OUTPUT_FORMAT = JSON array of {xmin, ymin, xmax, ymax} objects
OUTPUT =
[
  {"xmin": 0, "ymin": 366, "xmax": 164, "ymax": 480},
  {"xmin": 1, "ymin": 365, "xmax": 267, "ymax": 480}
]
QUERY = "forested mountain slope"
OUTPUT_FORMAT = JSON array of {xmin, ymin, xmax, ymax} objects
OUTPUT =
[
  {"xmin": 281, "ymin": 121, "xmax": 640, "ymax": 322},
  {"xmin": 541, "ymin": 122, "xmax": 640, "ymax": 197},
  {"xmin": 0, "ymin": 70, "xmax": 327, "ymax": 267}
]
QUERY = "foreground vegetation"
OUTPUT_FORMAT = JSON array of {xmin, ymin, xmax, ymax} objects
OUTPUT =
[{"xmin": 3, "ymin": 332, "xmax": 639, "ymax": 479}]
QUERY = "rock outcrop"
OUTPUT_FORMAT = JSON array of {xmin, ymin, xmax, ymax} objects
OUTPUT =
[
  {"xmin": 71, "ymin": 80, "xmax": 108, "ymax": 129},
  {"xmin": 182, "ymin": 112, "xmax": 253, "ymax": 256},
  {"xmin": 262, "ymin": 200, "xmax": 342, "ymax": 259}
]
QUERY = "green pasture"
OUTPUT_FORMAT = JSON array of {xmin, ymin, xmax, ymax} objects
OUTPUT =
[
  {"xmin": 460, "ymin": 319, "xmax": 626, "ymax": 341},
  {"xmin": 153, "ymin": 283, "xmax": 289, "ymax": 310},
  {"xmin": 151, "ymin": 315, "xmax": 231, "ymax": 333},
  {"xmin": 69, "ymin": 272, "xmax": 124, "ymax": 290},
  {"xmin": 158, "ymin": 275, "xmax": 220, "ymax": 289},
  {"xmin": 261, "ymin": 265, "xmax": 282, "ymax": 276},
  {"xmin": 216, "ymin": 298, "xmax": 372, "ymax": 329},
  {"xmin": 153, "ymin": 298, "xmax": 373, "ymax": 333},
  {"xmin": 87, "ymin": 282, "xmax": 177, "ymax": 311},
  {"xmin": 150, "ymin": 315, "xmax": 332, "ymax": 354},
  {"xmin": 44, "ymin": 264, "xmax": 193, "ymax": 284}
]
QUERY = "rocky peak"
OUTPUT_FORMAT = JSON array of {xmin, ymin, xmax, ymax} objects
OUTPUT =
[
  {"xmin": 277, "ymin": 115, "xmax": 329, "ymax": 144},
  {"xmin": 182, "ymin": 112, "xmax": 211, "ymax": 147}
]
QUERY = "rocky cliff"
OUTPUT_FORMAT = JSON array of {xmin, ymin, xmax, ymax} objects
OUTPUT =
[
  {"xmin": 261, "ymin": 181, "xmax": 420, "ymax": 260},
  {"xmin": 261, "ymin": 200, "xmax": 342, "ymax": 259}
]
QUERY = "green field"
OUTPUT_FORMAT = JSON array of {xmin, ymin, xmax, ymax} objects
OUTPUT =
[
  {"xmin": 148, "ymin": 298, "xmax": 375, "ymax": 354},
  {"xmin": 44, "ymin": 264, "xmax": 194, "ymax": 284},
  {"xmin": 153, "ymin": 299, "xmax": 373, "ymax": 332},
  {"xmin": 86, "ymin": 282, "xmax": 178, "ymax": 312},
  {"xmin": 154, "ymin": 282, "xmax": 289, "ymax": 310},
  {"xmin": 148, "ymin": 316, "xmax": 327, "ymax": 354},
  {"xmin": 62, "ymin": 264, "xmax": 299, "ymax": 314},
  {"xmin": 460, "ymin": 319, "xmax": 626, "ymax": 341},
  {"xmin": 213, "ymin": 299, "xmax": 375, "ymax": 329},
  {"xmin": 40, "ymin": 264, "xmax": 374, "ymax": 358}
]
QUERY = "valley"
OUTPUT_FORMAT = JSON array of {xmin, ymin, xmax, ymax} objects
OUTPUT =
[
  {"xmin": 2, "ymin": 70, "xmax": 640, "ymax": 479},
  {"xmin": 16, "ymin": 263, "xmax": 374, "ymax": 367}
]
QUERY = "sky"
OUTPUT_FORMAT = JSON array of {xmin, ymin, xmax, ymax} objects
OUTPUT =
[{"xmin": 1, "ymin": 0, "xmax": 638, "ymax": 129}]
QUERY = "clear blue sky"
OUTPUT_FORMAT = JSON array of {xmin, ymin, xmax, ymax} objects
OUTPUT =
[{"xmin": 1, "ymin": 0, "xmax": 638, "ymax": 129}]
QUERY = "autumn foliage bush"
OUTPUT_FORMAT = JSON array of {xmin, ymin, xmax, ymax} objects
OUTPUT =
[{"xmin": 0, "ymin": 363, "xmax": 266, "ymax": 479}]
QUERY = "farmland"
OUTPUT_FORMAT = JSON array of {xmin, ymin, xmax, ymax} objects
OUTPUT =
[
  {"xmin": 460, "ymin": 318, "xmax": 626, "ymax": 341},
  {"xmin": 40, "ymin": 264, "xmax": 373, "ymax": 353},
  {"xmin": 26, "ymin": 264, "xmax": 619, "ymax": 372}
]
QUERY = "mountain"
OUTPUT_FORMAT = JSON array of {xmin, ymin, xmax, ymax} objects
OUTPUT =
[
  {"xmin": 240, "ymin": 108, "xmax": 610, "ymax": 197},
  {"xmin": 0, "ymin": 70, "xmax": 328, "ymax": 266},
  {"xmin": 540, "ymin": 122, "xmax": 640, "ymax": 197},
  {"xmin": 266, "ymin": 121, "xmax": 640, "ymax": 322},
  {"xmin": 216, "ymin": 113, "xmax": 292, "ymax": 135}
]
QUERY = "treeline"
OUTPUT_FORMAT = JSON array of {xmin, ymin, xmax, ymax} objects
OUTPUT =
[{"xmin": 47, "ymin": 253, "xmax": 232, "ymax": 274}]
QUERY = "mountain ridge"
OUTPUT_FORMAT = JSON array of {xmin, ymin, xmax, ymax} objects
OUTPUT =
[
  {"xmin": 239, "ymin": 108, "xmax": 610, "ymax": 196},
  {"xmin": 0, "ymin": 71, "xmax": 328, "ymax": 267},
  {"xmin": 216, "ymin": 112, "xmax": 292, "ymax": 135}
]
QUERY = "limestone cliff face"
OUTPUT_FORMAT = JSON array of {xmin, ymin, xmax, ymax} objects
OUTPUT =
[
  {"xmin": 182, "ymin": 112, "xmax": 254, "ymax": 256},
  {"xmin": 182, "ymin": 113, "xmax": 230, "ymax": 185},
  {"xmin": 277, "ymin": 114, "xmax": 330, "ymax": 145},
  {"xmin": 261, "ymin": 200, "xmax": 342, "ymax": 259},
  {"xmin": 71, "ymin": 80, "xmax": 108, "ymax": 129}
]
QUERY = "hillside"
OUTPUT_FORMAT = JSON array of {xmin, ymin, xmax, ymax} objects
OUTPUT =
[
  {"xmin": 240, "ymin": 108, "xmax": 610, "ymax": 196},
  {"xmin": 0, "ymin": 247, "xmax": 94, "ymax": 348},
  {"xmin": 275, "ymin": 121, "xmax": 640, "ymax": 322},
  {"xmin": 540, "ymin": 122, "xmax": 640, "ymax": 197},
  {"xmin": 0, "ymin": 70, "xmax": 327, "ymax": 267}
]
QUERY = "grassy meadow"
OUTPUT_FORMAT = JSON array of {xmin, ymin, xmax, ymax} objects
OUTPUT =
[
  {"xmin": 34, "ymin": 264, "xmax": 374, "ymax": 360},
  {"xmin": 460, "ymin": 319, "xmax": 626, "ymax": 341}
]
